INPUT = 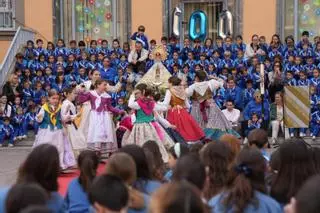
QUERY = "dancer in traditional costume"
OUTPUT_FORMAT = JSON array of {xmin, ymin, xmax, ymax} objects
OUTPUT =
[
  {"xmin": 61, "ymin": 87, "xmax": 86, "ymax": 158},
  {"xmin": 76, "ymin": 69, "xmax": 121, "ymax": 142},
  {"xmin": 124, "ymin": 83, "xmax": 174, "ymax": 162},
  {"xmin": 34, "ymin": 89, "xmax": 76, "ymax": 170},
  {"xmin": 186, "ymin": 71, "xmax": 240, "ymax": 140},
  {"xmin": 77, "ymin": 79, "xmax": 124, "ymax": 157},
  {"xmin": 161, "ymin": 76, "xmax": 205, "ymax": 142}
]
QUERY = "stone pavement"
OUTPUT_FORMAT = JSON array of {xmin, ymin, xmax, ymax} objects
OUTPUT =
[{"xmin": 0, "ymin": 147, "xmax": 31, "ymax": 187}]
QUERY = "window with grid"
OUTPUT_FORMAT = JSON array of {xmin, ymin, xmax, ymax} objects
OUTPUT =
[{"xmin": 0, "ymin": 0, "xmax": 14, "ymax": 30}]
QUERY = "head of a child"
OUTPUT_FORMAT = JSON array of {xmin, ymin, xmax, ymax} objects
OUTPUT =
[
  {"xmin": 90, "ymin": 40, "xmax": 97, "ymax": 49},
  {"xmin": 251, "ymin": 113, "xmax": 259, "ymax": 123},
  {"xmin": 168, "ymin": 76, "xmax": 182, "ymax": 87},
  {"xmin": 295, "ymin": 56, "xmax": 302, "ymax": 65},
  {"xmin": 208, "ymin": 64, "xmax": 216, "ymax": 72},
  {"xmin": 81, "ymin": 52, "xmax": 88, "ymax": 60},
  {"xmin": 44, "ymin": 67, "xmax": 52, "ymax": 76},
  {"xmin": 236, "ymin": 35, "xmax": 243, "ymax": 45},
  {"xmin": 199, "ymin": 53, "xmax": 206, "ymax": 61},
  {"xmin": 120, "ymin": 54, "xmax": 127, "ymax": 62},
  {"xmin": 216, "ymin": 36, "xmax": 223, "ymax": 46},
  {"xmin": 89, "ymin": 174, "xmax": 128, "ymax": 213},
  {"xmin": 57, "ymin": 39, "xmax": 65, "ymax": 48},
  {"xmin": 48, "ymin": 89, "xmax": 60, "ymax": 107},
  {"xmin": 168, "ymin": 143, "xmax": 189, "ymax": 169},
  {"xmin": 3, "ymin": 117, "xmax": 10, "ymax": 125},
  {"xmin": 212, "ymin": 50, "xmax": 220, "ymax": 58},
  {"xmin": 69, "ymin": 40, "xmax": 77, "ymax": 49},
  {"xmin": 23, "ymin": 81, "xmax": 30, "ymax": 89},
  {"xmin": 47, "ymin": 41, "xmax": 55, "ymax": 50},
  {"xmin": 221, "ymin": 68, "xmax": 229, "ymax": 76},
  {"xmin": 137, "ymin": 25, "xmax": 145, "ymax": 35},
  {"xmin": 40, "ymin": 96, "xmax": 47, "ymax": 105},
  {"xmin": 225, "ymin": 36, "xmax": 232, "ymax": 46},
  {"xmin": 117, "ymin": 97, "xmax": 125, "ymax": 106},
  {"xmin": 35, "ymin": 82, "xmax": 42, "ymax": 91},
  {"xmin": 172, "ymin": 64, "xmax": 179, "ymax": 73},
  {"xmin": 187, "ymin": 51, "xmax": 193, "ymax": 60},
  {"xmin": 94, "ymin": 79, "xmax": 107, "ymax": 93},
  {"xmin": 299, "ymin": 71, "xmax": 307, "ymax": 80},
  {"xmin": 14, "ymin": 96, "xmax": 21, "ymax": 106},
  {"xmin": 39, "ymin": 54, "xmax": 45, "ymax": 62},
  {"xmin": 150, "ymin": 39, "xmax": 156, "ymax": 49},
  {"xmin": 182, "ymin": 64, "xmax": 189, "ymax": 73},
  {"xmin": 194, "ymin": 64, "xmax": 202, "ymax": 72},
  {"xmin": 36, "ymin": 70, "xmax": 43, "ymax": 77},
  {"xmin": 301, "ymin": 31, "xmax": 309, "ymax": 42},
  {"xmin": 288, "ymin": 55, "xmax": 295, "ymax": 63},
  {"xmin": 227, "ymin": 77, "xmax": 236, "ymax": 88},
  {"xmin": 16, "ymin": 107, "xmax": 23, "ymax": 115},
  {"xmin": 26, "ymin": 40, "xmax": 34, "ymax": 49},
  {"xmin": 310, "ymin": 85, "xmax": 316, "ymax": 95},
  {"xmin": 110, "ymin": 52, "xmax": 117, "ymax": 60},
  {"xmin": 161, "ymin": 36, "xmax": 168, "ymax": 46},
  {"xmin": 48, "ymin": 55, "xmax": 55, "ymax": 64},
  {"xmin": 306, "ymin": 57, "xmax": 313, "ymax": 65},
  {"xmin": 36, "ymin": 39, "xmax": 43, "ymax": 48},
  {"xmin": 112, "ymin": 39, "xmax": 120, "ymax": 49},
  {"xmin": 90, "ymin": 54, "xmax": 96, "ymax": 62},
  {"xmin": 63, "ymin": 87, "xmax": 76, "ymax": 102},
  {"xmin": 183, "ymin": 38, "xmax": 190, "ymax": 47},
  {"xmin": 286, "ymin": 71, "xmax": 294, "ymax": 80},
  {"xmin": 237, "ymin": 50, "xmax": 244, "ymax": 59},
  {"xmin": 246, "ymin": 79, "xmax": 253, "ymax": 89},
  {"xmin": 195, "ymin": 71, "xmax": 207, "ymax": 83},
  {"xmin": 313, "ymin": 69, "xmax": 319, "ymax": 78},
  {"xmin": 224, "ymin": 50, "xmax": 231, "ymax": 59},
  {"xmin": 101, "ymin": 40, "xmax": 108, "ymax": 48},
  {"xmin": 78, "ymin": 150, "xmax": 99, "ymax": 192},
  {"xmin": 248, "ymin": 129, "xmax": 268, "ymax": 149},
  {"xmin": 105, "ymin": 152, "xmax": 137, "ymax": 185}
]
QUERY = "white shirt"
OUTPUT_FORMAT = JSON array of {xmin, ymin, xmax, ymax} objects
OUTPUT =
[{"xmin": 222, "ymin": 108, "xmax": 240, "ymax": 126}]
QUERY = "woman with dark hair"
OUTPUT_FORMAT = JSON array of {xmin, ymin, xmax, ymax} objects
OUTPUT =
[
  {"xmin": 284, "ymin": 175, "xmax": 320, "ymax": 213},
  {"xmin": 244, "ymin": 34, "xmax": 263, "ymax": 60},
  {"xmin": 200, "ymin": 142, "xmax": 232, "ymax": 200},
  {"xmin": 268, "ymin": 34, "xmax": 284, "ymax": 57},
  {"xmin": 16, "ymin": 144, "xmax": 64, "ymax": 213},
  {"xmin": 65, "ymin": 150, "xmax": 99, "ymax": 213},
  {"xmin": 119, "ymin": 144, "xmax": 162, "ymax": 195},
  {"xmin": 270, "ymin": 139, "xmax": 318, "ymax": 205},
  {"xmin": 268, "ymin": 61, "xmax": 284, "ymax": 103},
  {"xmin": 143, "ymin": 140, "xmax": 165, "ymax": 182},
  {"xmin": 209, "ymin": 147, "xmax": 282, "ymax": 213},
  {"xmin": 186, "ymin": 71, "xmax": 239, "ymax": 140},
  {"xmin": 5, "ymin": 183, "xmax": 48, "ymax": 213},
  {"xmin": 0, "ymin": 95, "xmax": 12, "ymax": 121},
  {"xmin": 150, "ymin": 181, "xmax": 209, "ymax": 213},
  {"xmin": 52, "ymin": 72, "xmax": 67, "ymax": 93}
]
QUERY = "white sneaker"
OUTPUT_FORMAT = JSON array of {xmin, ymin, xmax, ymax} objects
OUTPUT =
[
  {"xmin": 243, "ymin": 138, "xmax": 248, "ymax": 144},
  {"xmin": 8, "ymin": 144, "xmax": 14, "ymax": 147},
  {"xmin": 22, "ymin": 135, "xmax": 27, "ymax": 139},
  {"xmin": 313, "ymin": 136, "xmax": 316, "ymax": 140},
  {"xmin": 290, "ymin": 133, "xmax": 294, "ymax": 138},
  {"xmin": 13, "ymin": 137, "xmax": 17, "ymax": 141},
  {"xmin": 299, "ymin": 132, "xmax": 304, "ymax": 137}
]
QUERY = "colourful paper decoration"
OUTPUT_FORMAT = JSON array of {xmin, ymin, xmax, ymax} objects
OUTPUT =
[
  {"xmin": 104, "ymin": 0, "xmax": 111, "ymax": 6},
  {"xmin": 309, "ymin": 18, "xmax": 316, "ymax": 25},
  {"xmin": 76, "ymin": 4, "xmax": 82, "ymax": 12},
  {"xmin": 105, "ymin": 13, "xmax": 112, "ymax": 20},
  {"xmin": 85, "ymin": 23, "xmax": 92, "ymax": 29},
  {"xmin": 84, "ymin": 7, "xmax": 90, "ymax": 14},
  {"xmin": 315, "ymin": 8, "xmax": 320, "ymax": 16},
  {"xmin": 85, "ymin": 36, "xmax": 91, "ymax": 43},
  {"xmin": 304, "ymin": 4, "xmax": 310, "ymax": 11},
  {"xmin": 94, "ymin": 27, "xmax": 101, "ymax": 34},
  {"xmin": 99, "ymin": 8, "xmax": 105, "ymax": 15},
  {"xmin": 300, "ymin": 0, "xmax": 308, "ymax": 3},
  {"xmin": 95, "ymin": 1, "xmax": 101, "ymax": 8},
  {"xmin": 96, "ymin": 16, "xmax": 103, "ymax": 24},
  {"xmin": 98, "ymin": 38, "xmax": 103, "ymax": 44},
  {"xmin": 103, "ymin": 22, "xmax": 110, "ymax": 29},
  {"xmin": 106, "ymin": 31, "xmax": 110, "ymax": 36},
  {"xmin": 301, "ymin": 14, "xmax": 308, "ymax": 22},
  {"xmin": 314, "ymin": 0, "xmax": 320, "ymax": 6},
  {"xmin": 89, "ymin": 0, "xmax": 95, "ymax": 5},
  {"xmin": 90, "ymin": 13, "xmax": 95, "ymax": 19},
  {"xmin": 79, "ymin": 16, "xmax": 84, "ymax": 21},
  {"xmin": 78, "ymin": 25, "xmax": 84, "ymax": 32}
]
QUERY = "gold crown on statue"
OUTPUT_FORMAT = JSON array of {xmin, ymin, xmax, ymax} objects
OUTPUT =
[{"xmin": 152, "ymin": 45, "xmax": 167, "ymax": 61}]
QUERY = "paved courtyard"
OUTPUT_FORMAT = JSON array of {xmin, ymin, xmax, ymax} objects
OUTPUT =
[{"xmin": 0, "ymin": 148, "xmax": 31, "ymax": 187}]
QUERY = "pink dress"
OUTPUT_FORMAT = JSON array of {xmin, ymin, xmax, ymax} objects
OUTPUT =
[{"xmin": 78, "ymin": 90, "xmax": 123, "ymax": 154}]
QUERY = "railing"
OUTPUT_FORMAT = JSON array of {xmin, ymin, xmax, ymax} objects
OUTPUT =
[{"xmin": 0, "ymin": 26, "xmax": 35, "ymax": 89}]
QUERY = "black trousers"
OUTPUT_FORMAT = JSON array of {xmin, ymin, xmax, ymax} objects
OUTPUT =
[{"xmin": 130, "ymin": 61, "xmax": 146, "ymax": 73}]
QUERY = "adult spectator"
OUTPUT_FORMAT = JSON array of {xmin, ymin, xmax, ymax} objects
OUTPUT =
[
  {"xmin": 2, "ymin": 74, "xmax": 21, "ymax": 104},
  {"xmin": 130, "ymin": 25, "xmax": 149, "ymax": 50},
  {"xmin": 268, "ymin": 61, "xmax": 284, "ymax": 103},
  {"xmin": 270, "ymin": 92, "xmax": 289, "ymax": 144},
  {"xmin": 0, "ymin": 94, "xmax": 12, "ymax": 120},
  {"xmin": 222, "ymin": 100, "xmax": 240, "ymax": 132},
  {"xmin": 128, "ymin": 41, "xmax": 148, "ymax": 73},
  {"xmin": 243, "ymin": 90, "xmax": 269, "ymax": 134},
  {"xmin": 99, "ymin": 57, "xmax": 117, "ymax": 82},
  {"xmin": 245, "ymin": 34, "xmax": 263, "ymax": 60}
]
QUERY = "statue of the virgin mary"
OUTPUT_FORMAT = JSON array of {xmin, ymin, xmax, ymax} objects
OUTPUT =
[{"xmin": 136, "ymin": 45, "xmax": 172, "ymax": 89}]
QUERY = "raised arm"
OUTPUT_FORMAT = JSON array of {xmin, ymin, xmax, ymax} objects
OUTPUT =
[
  {"xmin": 106, "ymin": 82, "xmax": 121, "ymax": 93},
  {"xmin": 106, "ymin": 98, "xmax": 124, "ymax": 115},
  {"xmin": 185, "ymin": 84, "xmax": 195, "ymax": 98},
  {"xmin": 154, "ymin": 111, "xmax": 172, "ymax": 128},
  {"xmin": 77, "ymin": 92, "xmax": 91, "ymax": 104},
  {"xmin": 160, "ymin": 90, "xmax": 171, "ymax": 107},
  {"xmin": 208, "ymin": 79, "xmax": 224, "ymax": 92},
  {"xmin": 128, "ymin": 93, "xmax": 140, "ymax": 110}
]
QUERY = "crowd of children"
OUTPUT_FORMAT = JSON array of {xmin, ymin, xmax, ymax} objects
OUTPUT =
[{"xmin": 0, "ymin": 130, "xmax": 320, "ymax": 213}]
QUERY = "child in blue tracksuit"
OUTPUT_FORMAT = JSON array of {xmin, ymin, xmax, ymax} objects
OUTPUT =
[
  {"xmin": 24, "ymin": 105, "xmax": 39, "ymax": 135},
  {"xmin": 0, "ymin": 117, "xmax": 14, "ymax": 147},
  {"xmin": 243, "ymin": 80, "xmax": 255, "ymax": 109},
  {"xmin": 311, "ymin": 109, "xmax": 320, "ymax": 140},
  {"xmin": 33, "ymin": 82, "xmax": 46, "ymax": 105},
  {"xmin": 130, "ymin": 25, "xmax": 149, "ymax": 50},
  {"xmin": 285, "ymin": 71, "xmax": 297, "ymax": 86},
  {"xmin": 245, "ymin": 113, "xmax": 262, "ymax": 136},
  {"xmin": 12, "ymin": 107, "xmax": 26, "ymax": 140},
  {"xmin": 310, "ymin": 86, "xmax": 319, "ymax": 113}
]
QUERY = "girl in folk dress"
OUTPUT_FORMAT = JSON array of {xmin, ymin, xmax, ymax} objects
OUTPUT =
[
  {"xmin": 77, "ymin": 79, "xmax": 124, "ymax": 156},
  {"xmin": 76, "ymin": 69, "xmax": 121, "ymax": 142},
  {"xmin": 186, "ymin": 71, "xmax": 240, "ymax": 140},
  {"xmin": 34, "ymin": 89, "xmax": 75, "ymax": 170},
  {"xmin": 124, "ymin": 84, "xmax": 174, "ymax": 162},
  {"xmin": 61, "ymin": 87, "xmax": 86, "ymax": 158},
  {"xmin": 162, "ymin": 76, "xmax": 205, "ymax": 142}
]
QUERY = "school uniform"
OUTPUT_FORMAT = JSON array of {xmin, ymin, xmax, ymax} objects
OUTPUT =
[
  {"xmin": 210, "ymin": 56, "xmax": 222, "ymax": 68},
  {"xmin": 298, "ymin": 48, "xmax": 314, "ymax": 60},
  {"xmin": 193, "ymin": 45, "xmax": 203, "ymax": 60},
  {"xmin": 109, "ymin": 48, "xmax": 124, "ymax": 56},
  {"xmin": 99, "ymin": 66, "xmax": 117, "ymax": 82},
  {"xmin": 36, "ymin": 61, "xmax": 48, "ymax": 71},
  {"xmin": 33, "ymin": 89, "xmax": 46, "ymax": 105},
  {"xmin": 225, "ymin": 86, "xmax": 243, "ymax": 110},
  {"xmin": 44, "ymin": 49, "xmax": 54, "ymax": 59},
  {"xmin": 64, "ymin": 178, "xmax": 90, "ymax": 213},
  {"xmin": 130, "ymin": 33, "xmax": 149, "ymax": 50},
  {"xmin": 243, "ymin": 88, "xmax": 255, "ymax": 108},
  {"xmin": 166, "ymin": 59, "xmax": 182, "ymax": 73},
  {"xmin": 284, "ymin": 62, "xmax": 295, "ymax": 72},
  {"xmin": 68, "ymin": 48, "xmax": 81, "ymax": 58},
  {"xmin": 24, "ymin": 111, "xmax": 39, "ymax": 135},
  {"xmin": 118, "ymin": 61, "xmax": 129, "ymax": 70},
  {"xmin": 27, "ymin": 60, "xmax": 37, "ymax": 73},
  {"xmin": 243, "ymin": 100, "xmax": 270, "ymax": 121},
  {"xmin": 268, "ymin": 49, "xmax": 283, "ymax": 62},
  {"xmin": 34, "ymin": 47, "xmax": 46, "ymax": 58},
  {"xmin": 184, "ymin": 59, "xmax": 196, "ymax": 73},
  {"xmin": 246, "ymin": 120, "xmax": 261, "ymax": 136},
  {"xmin": 310, "ymin": 93, "xmax": 319, "ymax": 113},
  {"xmin": 87, "ymin": 61, "xmax": 99, "ymax": 71},
  {"xmin": 167, "ymin": 44, "xmax": 180, "ymax": 58},
  {"xmin": 0, "ymin": 123, "xmax": 14, "ymax": 145},
  {"xmin": 88, "ymin": 47, "xmax": 100, "ymax": 56},
  {"xmin": 53, "ymin": 47, "xmax": 68, "ymax": 58},
  {"xmin": 285, "ymin": 78, "xmax": 297, "ymax": 86},
  {"xmin": 296, "ymin": 41, "xmax": 312, "ymax": 50},
  {"xmin": 77, "ymin": 74, "xmax": 89, "ymax": 84},
  {"xmin": 218, "ymin": 58, "xmax": 234, "ymax": 70},
  {"xmin": 232, "ymin": 43, "xmax": 246, "ymax": 55},
  {"xmin": 197, "ymin": 59, "xmax": 210, "ymax": 70},
  {"xmin": 32, "ymin": 76, "xmax": 45, "ymax": 86},
  {"xmin": 311, "ymin": 110, "xmax": 320, "ymax": 137},
  {"xmin": 52, "ymin": 82, "xmax": 68, "ymax": 93},
  {"xmin": 12, "ymin": 114, "xmax": 26, "ymax": 139},
  {"xmin": 203, "ymin": 46, "xmax": 214, "ymax": 58},
  {"xmin": 65, "ymin": 73, "xmax": 78, "ymax": 86},
  {"xmin": 314, "ymin": 50, "xmax": 320, "ymax": 64},
  {"xmin": 78, "ymin": 59, "xmax": 89, "ymax": 70},
  {"xmin": 99, "ymin": 47, "xmax": 109, "ymax": 56},
  {"xmin": 22, "ymin": 88, "xmax": 33, "ymax": 103},
  {"xmin": 304, "ymin": 64, "xmax": 316, "ymax": 77},
  {"xmin": 44, "ymin": 75, "xmax": 56, "ymax": 85},
  {"xmin": 233, "ymin": 57, "xmax": 247, "ymax": 70}
]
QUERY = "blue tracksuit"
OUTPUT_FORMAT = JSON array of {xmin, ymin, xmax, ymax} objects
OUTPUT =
[
  {"xmin": 243, "ymin": 100, "xmax": 270, "ymax": 121},
  {"xmin": 118, "ymin": 61, "xmax": 129, "ymax": 70},
  {"xmin": 285, "ymin": 78, "xmax": 297, "ymax": 86},
  {"xmin": 243, "ymin": 88, "xmax": 255, "ymax": 108},
  {"xmin": 0, "ymin": 124, "xmax": 14, "ymax": 145},
  {"xmin": 33, "ymin": 89, "xmax": 46, "ymax": 105},
  {"xmin": 22, "ymin": 88, "xmax": 33, "ymax": 103},
  {"xmin": 13, "ymin": 114, "xmax": 26, "ymax": 138},
  {"xmin": 24, "ymin": 111, "xmax": 39, "ymax": 134},
  {"xmin": 53, "ymin": 47, "xmax": 68, "ymax": 58},
  {"xmin": 311, "ymin": 110, "xmax": 320, "ymax": 136},
  {"xmin": 246, "ymin": 121, "xmax": 261, "ymax": 136},
  {"xmin": 225, "ymin": 86, "xmax": 243, "ymax": 110},
  {"xmin": 88, "ymin": 47, "xmax": 100, "ymax": 56},
  {"xmin": 78, "ymin": 60, "xmax": 89, "ymax": 70},
  {"xmin": 130, "ymin": 33, "xmax": 149, "ymax": 50},
  {"xmin": 310, "ymin": 94, "xmax": 319, "ymax": 113},
  {"xmin": 180, "ymin": 46, "xmax": 193, "ymax": 62},
  {"xmin": 100, "ymin": 67, "xmax": 117, "ymax": 82}
]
